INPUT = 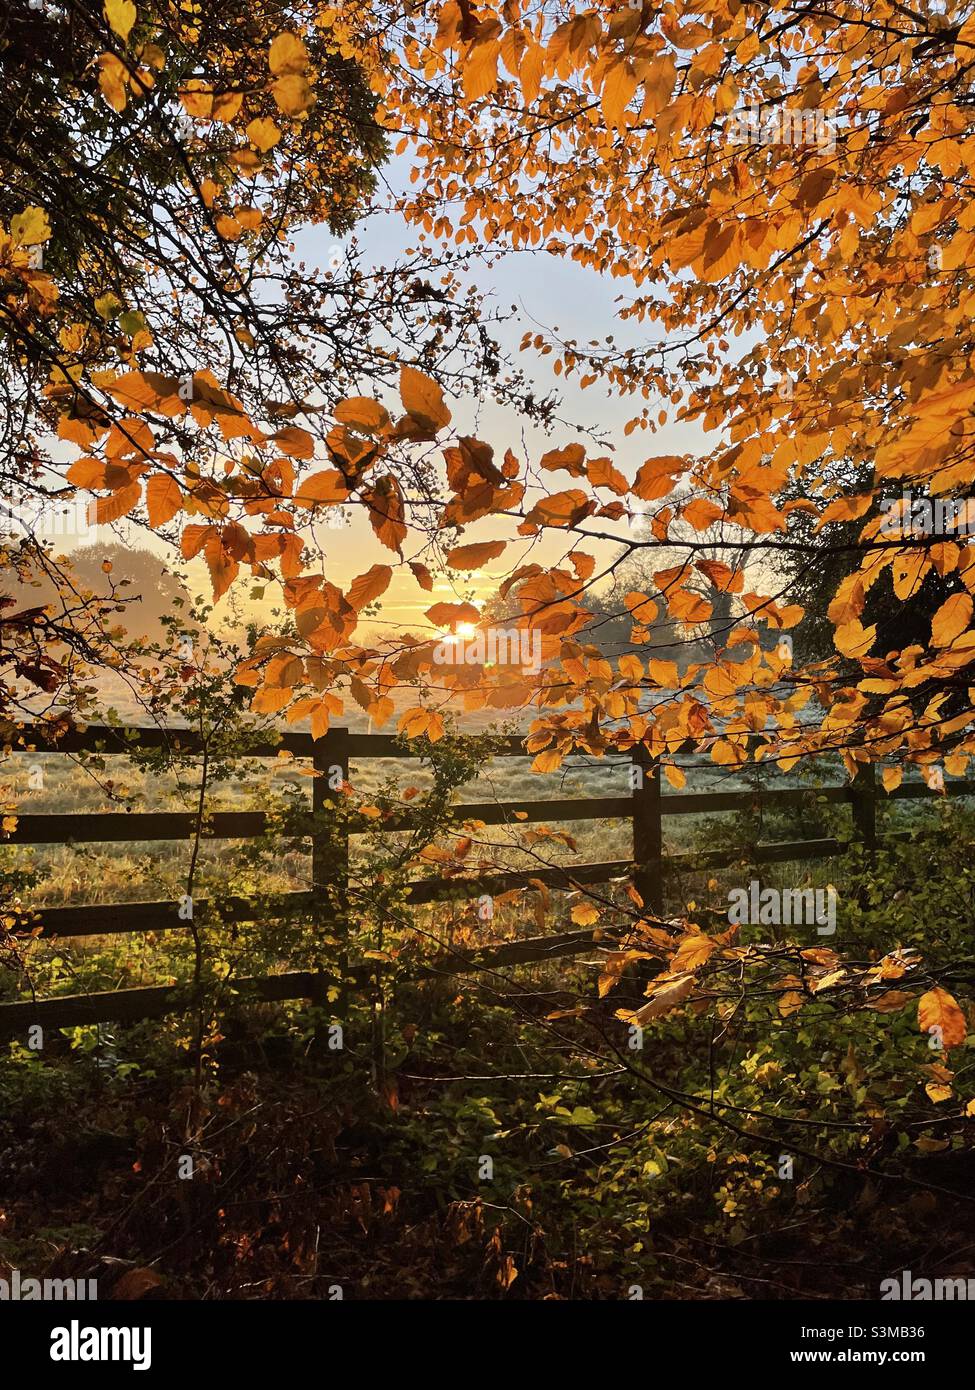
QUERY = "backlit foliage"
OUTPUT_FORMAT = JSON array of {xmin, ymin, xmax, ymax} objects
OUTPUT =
[{"xmin": 4, "ymin": 1, "xmax": 975, "ymax": 1051}]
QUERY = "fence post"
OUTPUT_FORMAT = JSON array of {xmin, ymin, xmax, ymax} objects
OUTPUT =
[
  {"xmin": 632, "ymin": 746, "xmax": 664, "ymax": 918},
  {"xmin": 852, "ymin": 762, "xmax": 877, "ymax": 852},
  {"xmin": 311, "ymin": 727, "xmax": 349, "ymax": 1005}
]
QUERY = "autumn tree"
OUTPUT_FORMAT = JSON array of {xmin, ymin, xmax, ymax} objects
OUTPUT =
[
  {"xmin": 10, "ymin": 0, "xmax": 975, "ymax": 790},
  {"xmin": 2, "ymin": 0, "xmax": 974, "ymax": 1207},
  {"xmin": 0, "ymin": 0, "xmax": 509, "ymax": 724},
  {"xmin": 337, "ymin": 0, "xmax": 975, "ymax": 782}
]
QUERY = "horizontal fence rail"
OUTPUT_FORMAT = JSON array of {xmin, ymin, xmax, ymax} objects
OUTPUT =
[{"xmin": 0, "ymin": 723, "xmax": 969, "ymax": 1035}]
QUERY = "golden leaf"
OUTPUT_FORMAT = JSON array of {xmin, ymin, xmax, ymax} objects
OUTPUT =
[
  {"xmin": 98, "ymin": 53, "xmax": 130, "ymax": 111},
  {"xmin": 931, "ymin": 592, "xmax": 972, "ymax": 649},
  {"xmin": 570, "ymin": 902, "xmax": 599, "ymax": 927},
  {"xmin": 334, "ymin": 397, "xmax": 390, "ymax": 432},
  {"xmin": 602, "ymin": 58, "xmax": 638, "ymax": 128},
  {"xmin": 95, "ymin": 482, "xmax": 141, "ymax": 523},
  {"xmin": 272, "ymin": 74, "xmax": 313, "ymax": 116},
  {"xmin": 399, "ymin": 365, "xmax": 451, "ymax": 431},
  {"xmin": 10, "ymin": 207, "xmax": 51, "ymax": 246},
  {"xmin": 671, "ymin": 934, "xmax": 716, "ymax": 971},
  {"xmin": 294, "ymin": 470, "xmax": 349, "ymax": 507},
  {"xmin": 269, "ymin": 32, "xmax": 309, "ymax": 75},
  {"xmin": 628, "ymin": 974, "xmax": 694, "ymax": 1025},
  {"xmin": 104, "ymin": 0, "xmax": 136, "ymax": 42},
  {"xmin": 918, "ymin": 987, "xmax": 967, "ymax": 1050},
  {"xmin": 246, "ymin": 117, "xmax": 281, "ymax": 152},
  {"xmin": 445, "ymin": 540, "xmax": 507, "ymax": 570},
  {"xmin": 145, "ymin": 475, "xmax": 182, "ymax": 528},
  {"xmin": 531, "ymin": 748, "xmax": 564, "ymax": 774},
  {"xmin": 347, "ymin": 564, "xmax": 392, "ymax": 611}
]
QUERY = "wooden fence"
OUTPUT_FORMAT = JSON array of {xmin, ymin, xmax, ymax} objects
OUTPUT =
[{"xmin": 0, "ymin": 723, "xmax": 969, "ymax": 1036}]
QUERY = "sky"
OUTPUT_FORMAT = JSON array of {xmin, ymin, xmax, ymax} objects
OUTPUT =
[
  {"xmin": 282, "ymin": 152, "xmax": 712, "ymax": 633},
  {"xmin": 37, "ymin": 151, "xmax": 714, "ymax": 643}
]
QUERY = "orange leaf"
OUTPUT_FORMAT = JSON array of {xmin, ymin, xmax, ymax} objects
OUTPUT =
[
  {"xmin": 272, "ymin": 426, "xmax": 315, "ymax": 460},
  {"xmin": 334, "ymin": 397, "xmax": 390, "ymax": 432},
  {"xmin": 540, "ymin": 444, "xmax": 586, "ymax": 476},
  {"xmin": 703, "ymin": 665, "xmax": 738, "ymax": 698},
  {"xmin": 668, "ymin": 588, "xmax": 713, "ymax": 624},
  {"xmin": 247, "ymin": 117, "xmax": 281, "ymax": 152},
  {"xmin": 632, "ymin": 456, "xmax": 683, "ymax": 501},
  {"xmin": 525, "ymin": 489, "xmax": 592, "ymax": 528},
  {"xmin": 648, "ymin": 659, "xmax": 679, "ymax": 686},
  {"xmin": 834, "ymin": 620, "xmax": 877, "ymax": 658},
  {"xmin": 409, "ymin": 561, "xmax": 434, "ymax": 591},
  {"xmin": 681, "ymin": 498, "xmax": 723, "ymax": 531},
  {"xmin": 446, "ymin": 540, "xmax": 507, "ymax": 569},
  {"xmin": 531, "ymin": 748, "xmax": 564, "ymax": 773},
  {"xmin": 586, "ymin": 457, "xmax": 629, "ymax": 494},
  {"xmin": 181, "ymin": 524, "xmax": 212, "ymax": 559},
  {"xmin": 399, "ymin": 365, "xmax": 451, "ymax": 431},
  {"xmin": 272, "ymin": 74, "xmax": 313, "ymax": 115},
  {"xmin": 347, "ymin": 564, "xmax": 392, "ymax": 611},
  {"xmin": 570, "ymin": 902, "xmax": 599, "ymax": 927},
  {"xmin": 463, "ymin": 38, "xmax": 500, "ymax": 100},
  {"xmin": 364, "ymin": 476, "xmax": 407, "ymax": 554},
  {"xmin": 294, "ymin": 470, "xmax": 349, "ymax": 508},
  {"xmin": 918, "ymin": 987, "xmax": 967, "ymax": 1050},
  {"xmin": 204, "ymin": 535, "xmax": 238, "ymax": 601},
  {"xmin": 398, "ymin": 706, "xmax": 432, "ymax": 739},
  {"xmin": 95, "ymin": 482, "xmax": 140, "ymax": 524},
  {"xmin": 145, "ymin": 475, "xmax": 182, "ymax": 528},
  {"xmin": 624, "ymin": 591, "xmax": 658, "ymax": 622},
  {"xmin": 628, "ymin": 973, "xmax": 694, "ymax": 1024},
  {"xmin": 66, "ymin": 458, "xmax": 107, "ymax": 488},
  {"xmin": 672, "ymin": 934, "xmax": 716, "ymax": 971},
  {"xmin": 425, "ymin": 601, "xmax": 480, "ymax": 630},
  {"xmin": 269, "ymin": 31, "xmax": 308, "ymax": 75},
  {"xmin": 602, "ymin": 58, "xmax": 638, "ymax": 127},
  {"xmin": 729, "ymin": 494, "xmax": 786, "ymax": 533},
  {"xmin": 931, "ymin": 592, "xmax": 973, "ymax": 648}
]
